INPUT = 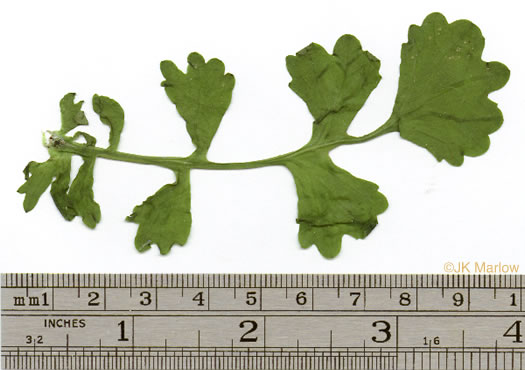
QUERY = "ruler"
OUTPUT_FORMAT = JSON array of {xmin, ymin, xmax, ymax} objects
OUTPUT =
[{"xmin": 1, "ymin": 274, "xmax": 525, "ymax": 370}]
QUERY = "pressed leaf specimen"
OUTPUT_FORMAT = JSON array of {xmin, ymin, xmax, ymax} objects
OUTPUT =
[{"xmin": 19, "ymin": 13, "xmax": 509, "ymax": 258}]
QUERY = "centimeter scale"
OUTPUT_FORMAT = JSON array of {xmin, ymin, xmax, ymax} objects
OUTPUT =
[{"xmin": 2, "ymin": 274, "xmax": 525, "ymax": 370}]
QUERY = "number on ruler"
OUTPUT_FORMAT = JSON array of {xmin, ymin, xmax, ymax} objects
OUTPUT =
[
  {"xmin": 503, "ymin": 320, "xmax": 523, "ymax": 343},
  {"xmin": 245, "ymin": 291, "xmax": 257, "ymax": 306},
  {"xmin": 42, "ymin": 292, "xmax": 49, "ymax": 306},
  {"xmin": 25, "ymin": 335, "xmax": 43, "ymax": 344},
  {"xmin": 140, "ymin": 291, "xmax": 152, "ymax": 306},
  {"xmin": 349, "ymin": 292, "xmax": 361, "ymax": 306},
  {"xmin": 117, "ymin": 321, "xmax": 129, "ymax": 342},
  {"xmin": 239, "ymin": 320, "xmax": 258, "ymax": 342},
  {"xmin": 399, "ymin": 292, "xmax": 411, "ymax": 306},
  {"xmin": 423, "ymin": 336, "xmax": 440, "ymax": 345},
  {"xmin": 371, "ymin": 320, "xmax": 391, "ymax": 343},
  {"xmin": 452, "ymin": 292, "xmax": 464, "ymax": 307},
  {"xmin": 192, "ymin": 291, "xmax": 205, "ymax": 306},
  {"xmin": 296, "ymin": 291, "xmax": 307, "ymax": 306},
  {"xmin": 88, "ymin": 291, "xmax": 100, "ymax": 306},
  {"xmin": 510, "ymin": 293, "xmax": 517, "ymax": 307}
]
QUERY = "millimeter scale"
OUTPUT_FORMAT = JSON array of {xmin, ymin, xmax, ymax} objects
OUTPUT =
[{"xmin": 1, "ymin": 273, "xmax": 525, "ymax": 369}]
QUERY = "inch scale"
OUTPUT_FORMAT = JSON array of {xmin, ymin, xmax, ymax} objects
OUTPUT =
[{"xmin": 1, "ymin": 274, "xmax": 525, "ymax": 370}]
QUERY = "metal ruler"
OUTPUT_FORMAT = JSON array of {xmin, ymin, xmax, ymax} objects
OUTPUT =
[{"xmin": 2, "ymin": 274, "xmax": 525, "ymax": 370}]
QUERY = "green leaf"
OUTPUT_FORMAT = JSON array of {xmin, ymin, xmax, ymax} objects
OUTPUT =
[
  {"xmin": 286, "ymin": 151, "xmax": 388, "ymax": 258},
  {"xmin": 68, "ymin": 133, "xmax": 101, "ymax": 229},
  {"xmin": 126, "ymin": 170, "xmax": 192, "ymax": 254},
  {"xmin": 18, "ymin": 153, "xmax": 71, "ymax": 213},
  {"xmin": 49, "ymin": 154, "xmax": 76, "ymax": 221},
  {"xmin": 286, "ymin": 35, "xmax": 381, "ymax": 143},
  {"xmin": 18, "ymin": 14, "xmax": 510, "ymax": 258},
  {"xmin": 92, "ymin": 94, "xmax": 125, "ymax": 150},
  {"xmin": 392, "ymin": 12, "xmax": 510, "ymax": 166},
  {"xmin": 59, "ymin": 93, "xmax": 88, "ymax": 134},
  {"xmin": 68, "ymin": 157, "xmax": 100, "ymax": 228},
  {"xmin": 19, "ymin": 131, "xmax": 100, "ymax": 227},
  {"xmin": 160, "ymin": 53, "xmax": 235, "ymax": 158}
]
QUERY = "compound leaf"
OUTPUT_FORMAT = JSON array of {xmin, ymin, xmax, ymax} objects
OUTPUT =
[
  {"xmin": 286, "ymin": 151, "xmax": 388, "ymax": 258},
  {"xmin": 59, "ymin": 93, "xmax": 88, "ymax": 134},
  {"xmin": 160, "ymin": 53, "xmax": 235, "ymax": 158},
  {"xmin": 286, "ymin": 35, "xmax": 381, "ymax": 143},
  {"xmin": 18, "ymin": 13, "xmax": 510, "ymax": 258},
  {"xmin": 92, "ymin": 94, "xmax": 125, "ymax": 150},
  {"xmin": 392, "ymin": 12, "xmax": 510, "ymax": 166},
  {"xmin": 126, "ymin": 170, "xmax": 192, "ymax": 254}
]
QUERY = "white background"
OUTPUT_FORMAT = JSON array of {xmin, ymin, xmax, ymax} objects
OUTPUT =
[{"xmin": 0, "ymin": 0, "xmax": 523, "ymax": 273}]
